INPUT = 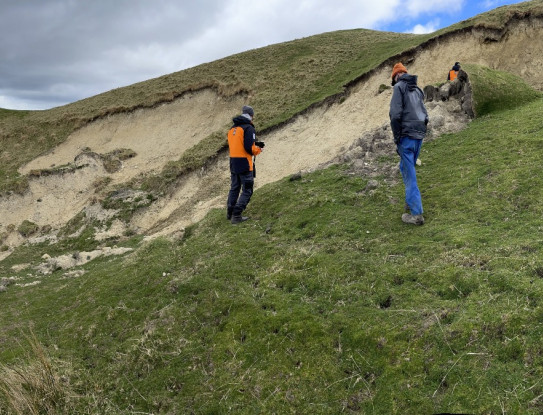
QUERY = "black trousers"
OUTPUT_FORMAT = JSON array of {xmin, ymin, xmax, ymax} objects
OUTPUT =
[{"xmin": 227, "ymin": 171, "xmax": 254, "ymax": 215}]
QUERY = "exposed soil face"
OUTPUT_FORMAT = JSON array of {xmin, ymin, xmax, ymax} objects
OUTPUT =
[
  {"xmin": 1, "ymin": 19, "xmax": 542, "ymax": 252},
  {"xmin": 132, "ymin": 75, "xmax": 471, "ymax": 239},
  {"xmin": 20, "ymin": 89, "xmax": 246, "ymax": 185},
  {"xmin": 407, "ymin": 18, "xmax": 543, "ymax": 91}
]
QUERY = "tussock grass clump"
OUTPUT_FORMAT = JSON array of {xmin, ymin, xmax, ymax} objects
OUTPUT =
[
  {"xmin": 16, "ymin": 220, "xmax": 39, "ymax": 238},
  {"xmin": 0, "ymin": 333, "xmax": 74, "ymax": 415}
]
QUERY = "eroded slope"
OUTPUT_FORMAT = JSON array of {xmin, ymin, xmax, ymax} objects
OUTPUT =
[{"xmin": 1, "ymin": 17, "xmax": 542, "ymax": 255}]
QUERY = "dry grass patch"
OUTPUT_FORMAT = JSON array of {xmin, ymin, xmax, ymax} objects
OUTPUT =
[{"xmin": 0, "ymin": 333, "xmax": 74, "ymax": 415}]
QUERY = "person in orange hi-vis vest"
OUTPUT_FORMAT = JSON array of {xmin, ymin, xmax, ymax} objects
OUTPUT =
[
  {"xmin": 226, "ymin": 105, "xmax": 264, "ymax": 224},
  {"xmin": 448, "ymin": 62, "xmax": 461, "ymax": 81}
]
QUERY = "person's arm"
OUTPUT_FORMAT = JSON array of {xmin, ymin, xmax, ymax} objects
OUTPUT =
[
  {"xmin": 243, "ymin": 125, "xmax": 261, "ymax": 155},
  {"xmin": 389, "ymin": 85, "xmax": 403, "ymax": 143}
]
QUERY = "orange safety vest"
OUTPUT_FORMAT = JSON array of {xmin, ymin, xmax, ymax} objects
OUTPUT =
[
  {"xmin": 228, "ymin": 126, "xmax": 260, "ymax": 172},
  {"xmin": 449, "ymin": 70, "xmax": 458, "ymax": 81}
]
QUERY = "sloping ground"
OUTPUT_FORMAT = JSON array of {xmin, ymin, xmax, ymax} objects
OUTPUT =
[
  {"xmin": 1, "ymin": 17, "xmax": 543, "ymax": 252},
  {"xmin": 131, "ymin": 68, "xmax": 469, "ymax": 238}
]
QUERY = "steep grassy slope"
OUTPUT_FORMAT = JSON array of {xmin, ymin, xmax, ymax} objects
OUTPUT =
[
  {"xmin": 0, "ymin": 30, "xmax": 420, "ymax": 194},
  {"xmin": 3, "ymin": 2, "xmax": 543, "ymax": 414},
  {"xmin": 1, "ymin": 80, "xmax": 543, "ymax": 414}
]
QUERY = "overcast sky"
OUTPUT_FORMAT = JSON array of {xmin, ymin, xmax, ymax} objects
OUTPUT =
[{"xmin": 0, "ymin": 0, "xmax": 526, "ymax": 110}]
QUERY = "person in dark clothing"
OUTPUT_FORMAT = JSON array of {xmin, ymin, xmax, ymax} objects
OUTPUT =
[
  {"xmin": 389, "ymin": 63, "xmax": 429, "ymax": 226},
  {"xmin": 226, "ymin": 105, "xmax": 263, "ymax": 224},
  {"xmin": 448, "ymin": 62, "xmax": 461, "ymax": 81}
]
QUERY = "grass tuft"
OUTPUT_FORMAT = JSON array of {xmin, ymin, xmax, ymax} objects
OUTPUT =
[{"xmin": 0, "ymin": 332, "xmax": 74, "ymax": 415}]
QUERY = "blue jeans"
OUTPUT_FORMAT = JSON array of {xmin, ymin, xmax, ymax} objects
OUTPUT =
[
  {"xmin": 227, "ymin": 171, "xmax": 254, "ymax": 216},
  {"xmin": 398, "ymin": 137, "xmax": 423, "ymax": 215}
]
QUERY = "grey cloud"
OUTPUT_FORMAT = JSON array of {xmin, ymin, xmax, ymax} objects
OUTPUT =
[
  {"xmin": 0, "ymin": 0, "xmax": 226, "ymax": 109},
  {"xmin": 0, "ymin": 0, "xmax": 410, "ymax": 109}
]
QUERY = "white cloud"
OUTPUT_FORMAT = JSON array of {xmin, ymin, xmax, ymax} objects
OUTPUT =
[
  {"xmin": 410, "ymin": 19, "xmax": 441, "ymax": 34},
  {"xmin": 0, "ymin": 95, "xmax": 41, "ymax": 111},
  {"xmin": 153, "ymin": 0, "xmax": 405, "ymax": 75},
  {"xmin": 176, "ymin": 0, "xmax": 468, "ymax": 69}
]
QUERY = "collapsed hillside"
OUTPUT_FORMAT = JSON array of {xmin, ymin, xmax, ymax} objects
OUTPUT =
[{"xmin": 1, "ymin": 13, "xmax": 542, "ymax": 259}]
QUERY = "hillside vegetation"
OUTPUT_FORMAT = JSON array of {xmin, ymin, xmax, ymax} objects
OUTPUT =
[
  {"xmin": 1, "ymin": 87, "xmax": 543, "ymax": 414},
  {"xmin": 2, "ymin": 1, "xmax": 543, "ymax": 414}
]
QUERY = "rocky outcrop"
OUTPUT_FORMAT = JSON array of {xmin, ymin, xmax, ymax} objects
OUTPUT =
[
  {"xmin": 333, "ymin": 73, "xmax": 475, "ymax": 186},
  {"xmin": 423, "ymin": 70, "xmax": 475, "ymax": 118}
]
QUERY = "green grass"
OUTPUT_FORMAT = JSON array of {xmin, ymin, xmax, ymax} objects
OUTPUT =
[
  {"xmin": 464, "ymin": 64, "xmax": 543, "ymax": 116},
  {"xmin": 2, "ymin": 95, "xmax": 543, "ymax": 413}
]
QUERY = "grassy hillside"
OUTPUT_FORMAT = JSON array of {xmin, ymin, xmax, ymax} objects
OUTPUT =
[
  {"xmin": 2, "ymin": 72, "xmax": 543, "ymax": 413},
  {"xmin": 3, "ymin": 2, "xmax": 543, "ymax": 414},
  {"xmin": 1, "ymin": 29, "xmax": 424, "ymax": 196},
  {"xmin": 1, "ymin": 0, "xmax": 542, "ymax": 194}
]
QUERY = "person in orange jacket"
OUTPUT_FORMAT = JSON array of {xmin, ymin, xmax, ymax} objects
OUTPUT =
[
  {"xmin": 448, "ymin": 62, "xmax": 461, "ymax": 81},
  {"xmin": 226, "ymin": 105, "xmax": 264, "ymax": 224}
]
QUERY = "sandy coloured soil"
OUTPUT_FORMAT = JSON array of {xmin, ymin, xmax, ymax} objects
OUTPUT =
[
  {"xmin": 20, "ymin": 89, "xmax": 246, "ymax": 184},
  {"xmin": 1, "ymin": 18, "xmax": 542, "ymax": 250}
]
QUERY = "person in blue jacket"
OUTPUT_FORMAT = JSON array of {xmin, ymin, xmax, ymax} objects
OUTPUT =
[{"xmin": 389, "ymin": 63, "xmax": 429, "ymax": 225}]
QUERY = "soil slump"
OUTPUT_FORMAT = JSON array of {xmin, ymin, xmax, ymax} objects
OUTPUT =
[{"xmin": 2, "ymin": 19, "xmax": 542, "ymax": 248}]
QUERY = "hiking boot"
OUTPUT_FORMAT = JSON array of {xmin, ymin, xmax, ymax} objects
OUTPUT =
[
  {"xmin": 227, "ymin": 209, "xmax": 233, "ymax": 220},
  {"xmin": 231, "ymin": 215, "xmax": 249, "ymax": 224},
  {"xmin": 401, "ymin": 213, "xmax": 424, "ymax": 225}
]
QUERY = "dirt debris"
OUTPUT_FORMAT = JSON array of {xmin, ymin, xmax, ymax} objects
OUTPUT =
[{"xmin": 35, "ymin": 246, "xmax": 134, "ymax": 275}]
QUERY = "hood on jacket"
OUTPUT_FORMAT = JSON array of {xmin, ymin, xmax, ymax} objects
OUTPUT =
[
  {"xmin": 232, "ymin": 114, "xmax": 253, "ymax": 126},
  {"xmin": 398, "ymin": 74, "xmax": 419, "ymax": 91}
]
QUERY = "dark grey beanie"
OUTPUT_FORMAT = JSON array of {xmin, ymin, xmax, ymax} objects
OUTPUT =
[{"xmin": 242, "ymin": 105, "xmax": 254, "ymax": 116}]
